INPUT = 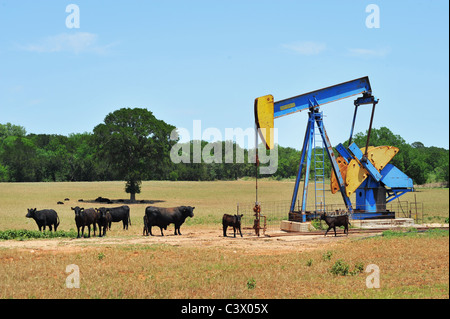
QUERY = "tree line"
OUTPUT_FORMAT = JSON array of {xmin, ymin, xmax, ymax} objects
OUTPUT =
[{"xmin": 1, "ymin": 110, "xmax": 448, "ymax": 191}]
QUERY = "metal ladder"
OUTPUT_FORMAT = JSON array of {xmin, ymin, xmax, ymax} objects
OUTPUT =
[{"xmin": 313, "ymin": 120, "xmax": 326, "ymax": 213}]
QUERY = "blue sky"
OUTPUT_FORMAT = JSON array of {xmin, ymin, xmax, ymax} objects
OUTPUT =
[{"xmin": 0, "ymin": 0, "xmax": 448, "ymax": 150}]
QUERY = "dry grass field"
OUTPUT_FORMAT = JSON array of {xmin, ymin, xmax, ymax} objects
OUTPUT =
[
  {"xmin": 0, "ymin": 180, "xmax": 448, "ymax": 299},
  {"xmin": 0, "ymin": 180, "xmax": 447, "ymax": 230}
]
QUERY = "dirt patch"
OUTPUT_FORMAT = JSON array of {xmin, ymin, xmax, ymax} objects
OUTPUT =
[{"xmin": 0, "ymin": 227, "xmax": 376, "ymax": 255}]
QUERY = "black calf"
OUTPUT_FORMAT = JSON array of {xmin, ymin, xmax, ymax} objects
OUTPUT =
[
  {"xmin": 320, "ymin": 213, "xmax": 351, "ymax": 237},
  {"xmin": 222, "ymin": 214, "xmax": 243, "ymax": 238}
]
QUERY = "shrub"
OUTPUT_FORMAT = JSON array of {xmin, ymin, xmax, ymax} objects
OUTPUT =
[
  {"xmin": 0, "ymin": 229, "xmax": 77, "ymax": 240},
  {"xmin": 322, "ymin": 251, "xmax": 333, "ymax": 261},
  {"xmin": 246, "ymin": 278, "xmax": 256, "ymax": 290},
  {"xmin": 329, "ymin": 259, "xmax": 350, "ymax": 276},
  {"xmin": 168, "ymin": 171, "xmax": 178, "ymax": 181},
  {"xmin": 350, "ymin": 262, "xmax": 365, "ymax": 275},
  {"xmin": 329, "ymin": 259, "xmax": 365, "ymax": 276}
]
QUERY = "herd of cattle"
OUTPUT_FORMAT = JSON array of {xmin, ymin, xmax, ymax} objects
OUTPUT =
[
  {"xmin": 25, "ymin": 206, "xmax": 351, "ymax": 238},
  {"xmin": 25, "ymin": 205, "xmax": 197, "ymax": 238}
]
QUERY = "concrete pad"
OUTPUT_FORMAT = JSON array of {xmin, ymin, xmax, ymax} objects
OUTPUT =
[
  {"xmin": 350, "ymin": 218, "xmax": 415, "ymax": 228},
  {"xmin": 280, "ymin": 220, "xmax": 314, "ymax": 232}
]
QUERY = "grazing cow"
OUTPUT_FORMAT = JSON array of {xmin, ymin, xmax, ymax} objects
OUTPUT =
[
  {"xmin": 96, "ymin": 207, "xmax": 112, "ymax": 237},
  {"xmin": 143, "ymin": 215, "xmax": 149, "ymax": 236},
  {"xmin": 320, "ymin": 213, "xmax": 351, "ymax": 237},
  {"xmin": 105, "ymin": 206, "xmax": 131, "ymax": 230},
  {"xmin": 222, "ymin": 214, "xmax": 243, "ymax": 238},
  {"xmin": 71, "ymin": 206, "xmax": 99, "ymax": 238},
  {"xmin": 25, "ymin": 208, "xmax": 60, "ymax": 232},
  {"xmin": 144, "ymin": 206, "xmax": 195, "ymax": 236}
]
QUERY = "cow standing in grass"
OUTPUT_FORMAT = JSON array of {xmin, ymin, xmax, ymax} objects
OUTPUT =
[
  {"xmin": 71, "ymin": 206, "xmax": 98, "ymax": 238},
  {"xmin": 105, "ymin": 206, "xmax": 131, "ymax": 230},
  {"xmin": 320, "ymin": 212, "xmax": 351, "ymax": 237},
  {"xmin": 222, "ymin": 214, "xmax": 243, "ymax": 238},
  {"xmin": 144, "ymin": 206, "xmax": 194, "ymax": 236},
  {"xmin": 25, "ymin": 208, "xmax": 60, "ymax": 232},
  {"xmin": 96, "ymin": 207, "xmax": 112, "ymax": 237}
]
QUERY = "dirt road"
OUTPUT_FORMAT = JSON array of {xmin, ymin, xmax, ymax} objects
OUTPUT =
[{"xmin": 0, "ymin": 227, "xmax": 379, "ymax": 255}]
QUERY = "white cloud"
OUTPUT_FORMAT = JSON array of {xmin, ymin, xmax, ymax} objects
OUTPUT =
[
  {"xmin": 282, "ymin": 41, "xmax": 327, "ymax": 55},
  {"xmin": 21, "ymin": 32, "xmax": 117, "ymax": 55},
  {"xmin": 348, "ymin": 47, "xmax": 390, "ymax": 58}
]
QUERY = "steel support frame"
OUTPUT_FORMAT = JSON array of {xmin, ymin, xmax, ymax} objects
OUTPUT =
[
  {"xmin": 386, "ymin": 189, "xmax": 412, "ymax": 203},
  {"xmin": 289, "ymin": 108, "xmax": 353, "ymax": 222}
]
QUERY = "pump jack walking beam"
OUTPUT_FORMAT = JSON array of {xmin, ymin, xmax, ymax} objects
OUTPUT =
[{"xmin": 255, "ymin": 77, "xmax": 375, "ymax": 151}]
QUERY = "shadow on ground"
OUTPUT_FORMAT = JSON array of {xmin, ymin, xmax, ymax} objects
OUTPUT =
[{"xmin": 77, "ymin": 196, "xmax": 165, "ymax": 205}]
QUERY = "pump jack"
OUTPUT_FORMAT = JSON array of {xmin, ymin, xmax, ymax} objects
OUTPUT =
[{"xmin": 254, "ymin": 76, "xmax": 413, "ymax": 222}]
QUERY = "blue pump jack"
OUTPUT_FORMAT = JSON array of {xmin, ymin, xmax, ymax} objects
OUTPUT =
[{"xmin": 254, "ymin": 76, "xmax": 414, "ymax": 222}]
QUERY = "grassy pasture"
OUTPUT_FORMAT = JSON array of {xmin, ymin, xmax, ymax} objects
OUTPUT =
[
  {"xmin": 0, "ymin": 232, "xmax": 448, "ymax": 299},
  {"xmin": 0, "ymin": 180, "xmax": 448, "ymax": 299},
  {"xmin": 0, "ymin": 180, "xmax": 448, "ymax": 232}
]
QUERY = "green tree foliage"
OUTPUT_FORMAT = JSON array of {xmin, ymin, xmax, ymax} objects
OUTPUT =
[
  {"xmin": 0, "ymin": 164, "xmax": 9, "ymax": 182},
  {"xmin": 276, "ymin": 146, "xmax": 301, "ymax": 178},
  {"xmin": 171, "ymin": 140, "xmax": 256, "ymax": 181},
  {"xmin": 0, "ymin": 123, "xmax": 26, "ymax": 138},
  {"xmin": 67, "ymin": 133, "xmax": 105, "ymax": 181},
  {"xmin": 0, "ymin": 136, "xmax": 39, "ymax": 182},
  {"xmin": 92, "ymin": 108, "xmax": 176, "ymax": 201},
  {"xmin": 0, "ymin": 120, "xmax": 448, "ymax": 187}
]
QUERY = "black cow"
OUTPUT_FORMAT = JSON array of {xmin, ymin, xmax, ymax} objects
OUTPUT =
[
  {"xmin": 144, "ymin": 206, "xmax": 195, "ymax": 236},
  {"xmin": 71, "ymin": 206, "xmax": 99, "ymax": 238},
  {"xmin": 105, "ymin": 206, "xmax": 131, "ymax": 230},
  {"xmin": 222, "ymin": 214, "xmax": 243, "ymax": 238},
  {"xmin": 320, "ymin": 213, "xmax": 351, "ymax": 237},
  {"xmin": 25, "ymin": 208, "xmax": 60, "ymax": 232},
  {"xmin": 96, "ymin": 207, "xmax": 112, "ymax": 237}
]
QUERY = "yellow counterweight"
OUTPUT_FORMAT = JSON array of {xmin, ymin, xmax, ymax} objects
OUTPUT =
[{"xmin": 330, "ymin": 145, "xmax": 399, "ymax": 196}]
